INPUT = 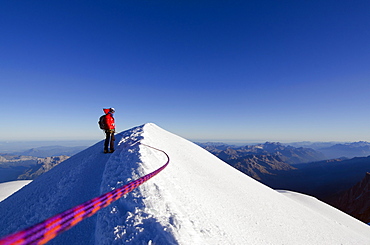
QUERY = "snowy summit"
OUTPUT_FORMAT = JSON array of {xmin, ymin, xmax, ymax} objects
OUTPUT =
[{"xmin": 0, "ymin": 123, "xmax": 369, "ymax": 244}]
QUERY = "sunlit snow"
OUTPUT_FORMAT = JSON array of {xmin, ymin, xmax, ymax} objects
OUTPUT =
[
  {"xmin": 0, "ymin": 180, "xmax": 32, "ymax": 202},
  {"xmin": 0, "ymin": 123, "xmax": 369, "ymax": 244}
]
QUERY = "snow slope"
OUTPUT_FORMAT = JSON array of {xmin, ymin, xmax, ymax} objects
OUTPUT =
[
  {"xmin": 0, "ymin": 180, "xmax": 32, "ymax": 202},
  {"xmin": 0, "ymin": 123, "xmax": 369, "ymax": 244}
]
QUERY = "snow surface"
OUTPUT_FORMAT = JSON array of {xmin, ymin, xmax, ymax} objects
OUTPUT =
[
  {"xmin": 0, "ymin": 123, "xmax": 369, "ymax": 244},
  {"xmin": 0, "ymin": 180, "xmax": 32, "ymax": 202}
]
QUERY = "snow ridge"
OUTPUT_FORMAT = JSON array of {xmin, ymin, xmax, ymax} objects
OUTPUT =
[
  {"xmin": 0, "ymin": 123, "xmax": 369, "ymax": 245},
  {"xmin": 95, "ymin": 125, "xmax": 177, "ymax": 244}
]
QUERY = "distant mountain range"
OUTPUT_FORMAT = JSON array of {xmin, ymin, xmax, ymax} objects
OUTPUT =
[
  {"xmin": 197, "ymin": 142, "xmax": 326, "ymax": 180},
  {"xmin": 0, "ymin": 145, "xmax": 84, "ymax": 183},
  {"xmin": 199, "ymin": 141, "xmax": 327, "ymax": 163},
  {"xmin": 0, "ymin": 154, "xmax": 69, "ymax": 183},
  {"xmin": 14, "ymin": 145, "xmax": 88, "ymax": 158},
  {"xmin": 0, "ymin": 140, "xmax": 94, "ymax": 153},
  {"xmin": 318, "ymin": 141, "xmax": 370, "ymax": 159},
  {"xmin": 286, "ymin": 141, "xmax": 370, "ymax": 159},
  {"xmin": 17, "ymin": 156, "xmax": 69, "ymax": 180}
]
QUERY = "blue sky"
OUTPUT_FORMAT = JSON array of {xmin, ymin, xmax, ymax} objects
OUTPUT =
[{"xmin": 1, "ymin": 0, "xmax": 370, "ymax": 142}]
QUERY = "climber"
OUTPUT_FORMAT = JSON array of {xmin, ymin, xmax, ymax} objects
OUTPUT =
[{"xmin": 99, "ymin": 108, "xmax": 116, "ymax": 153}]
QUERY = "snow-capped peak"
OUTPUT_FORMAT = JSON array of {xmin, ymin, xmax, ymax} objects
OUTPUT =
[{"xmin": 0, "ymin": 123, "xmax": 369, "ymax": 244}]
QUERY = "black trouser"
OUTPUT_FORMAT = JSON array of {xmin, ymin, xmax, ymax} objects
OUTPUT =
[{"xmin": 104, "ymin": 129, "xmax": 115, "ymax": 151}]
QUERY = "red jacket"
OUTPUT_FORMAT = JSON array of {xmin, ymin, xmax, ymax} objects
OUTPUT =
[{"xmin": 103, "ymin": 109, "xmax": 115, "ymax": 130}]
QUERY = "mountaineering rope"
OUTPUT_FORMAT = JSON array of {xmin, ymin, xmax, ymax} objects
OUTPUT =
[{"xmin": 0, "ymin": 142, "xmax": 170, "ymax": 245}]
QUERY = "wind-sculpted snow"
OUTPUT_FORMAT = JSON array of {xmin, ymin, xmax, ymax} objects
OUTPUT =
[
  {"xmin": 0, "ymin": 123, "xmax": 369, "ymax": 244},
  {"xmin": 95, "ymin": 125, "xmax": 177, "ymax": 244}
]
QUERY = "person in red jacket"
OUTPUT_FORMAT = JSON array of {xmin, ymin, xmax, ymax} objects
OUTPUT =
[{"xmin": 103, "ymin": 108, "xmax": 115, "ymax": 153}]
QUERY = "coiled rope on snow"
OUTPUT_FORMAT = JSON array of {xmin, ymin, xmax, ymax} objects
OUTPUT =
[{"xmin": 0, "ymin": 142, "xmax": 169, "ymax": 245}]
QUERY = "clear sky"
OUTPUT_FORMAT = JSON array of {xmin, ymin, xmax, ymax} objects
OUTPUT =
[{"xmin": 1, "ymin": 0, "xmax": 370, "ymax": 143}]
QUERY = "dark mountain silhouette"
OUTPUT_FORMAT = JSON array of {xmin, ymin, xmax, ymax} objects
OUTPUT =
[
  {"xmin": 328, "ymin": 172, "xmax": 370, "ymax": 223},
  {"xmin": 260, "ymin": 156, "xmax": 370, "ymax": 201}
]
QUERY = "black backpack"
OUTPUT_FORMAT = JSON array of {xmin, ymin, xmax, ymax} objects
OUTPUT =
[{"xmin": 98, "ymin": 115, "xmax": 107, "ymax": 129}]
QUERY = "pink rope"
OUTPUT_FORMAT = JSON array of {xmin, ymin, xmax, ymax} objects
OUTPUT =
[{"xmin": 0, "ymin": 143, "xmax": 169, "ymax": 245}]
